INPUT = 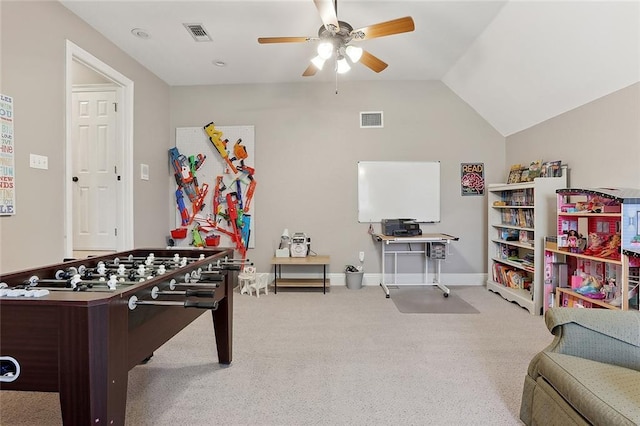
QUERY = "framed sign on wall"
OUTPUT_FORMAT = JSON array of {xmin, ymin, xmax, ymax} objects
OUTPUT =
[{"xmin": 0, "ymin": 94, "xmax": 15, "ymax": 215}]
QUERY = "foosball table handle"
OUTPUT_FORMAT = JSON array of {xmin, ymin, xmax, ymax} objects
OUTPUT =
[
  {"xmin": 184, "ymin": 300, "xmax": 219, "ymax": 310},
  {"xmin": 184, "ymin": 289, "xmax": 216, "ymax": 298}
]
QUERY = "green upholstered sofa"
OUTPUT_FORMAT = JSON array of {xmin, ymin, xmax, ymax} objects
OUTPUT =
[{"xmin": 520, "ymin": 308, "xmax": 640, "ymax": 425}]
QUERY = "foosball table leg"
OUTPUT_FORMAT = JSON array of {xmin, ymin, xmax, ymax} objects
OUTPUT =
[{"xmin": 212, "ymin": 279, "xmax": 232, "ymax": 365}]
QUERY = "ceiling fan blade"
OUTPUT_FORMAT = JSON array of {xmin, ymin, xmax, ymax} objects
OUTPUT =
[
  {"xmin": 359, "ymin": 50, "xmax": 388, "ymax": 73},
  {"xmin": 314, "ymin": 0, "xmax": 339, "ymax": 32},
  {"xmin": 302, "ymin": 64, "xmax": 318, "ymax": 77},
  {"xmin": 351, "ymin": 17, "xmax": 415, "ymax": 41},
  {"xmin": 258, "ymin": 37, "xmax": 310, "ymax": 44}
]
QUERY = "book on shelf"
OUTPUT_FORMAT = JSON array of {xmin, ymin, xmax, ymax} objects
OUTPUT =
[
  {"xmin": 519, "ymin": 230, "xmax": 533, "ymax": 245},
  {"xmin": 505, "ymin": 160, "xmax": 563, "ymax": 183},
  {"xmin": 526, "ymin": 160, "xmax": 543, "ymax": 181},
  {"xmin": 541, "ymin": 160, "xmax": 562, "ymax": 177},
  {"xmin": 500, "ymin": 208, "xmax": 534, "ymax": 228},
  {"xmin": 506, "ymin": 269, "xmax": 530, "ymax": 289},
  {"xmin": 518, "ymin": 209, "xmax": 527, "ymax": 228},
  {"xmin": 498, "ymin": 244, "xmax": 509, "ymax": 259},
  {"xmin": 500, "ymin": 228, "xmax": 519, "ymax": 241},
  {"xmin": 507, "ymin": 164, "xmax": 522, "ymax": 184},
  {"xmin": 510, "ymin": 189, "xmax": 532, "ymax": 206},
  {"xmin": 492, "ymin": 262, "xmax": 532, "ymax": 290},
  {"xmin": 507, "ymin": 247, "xmax": 520, "ymax": 261}
]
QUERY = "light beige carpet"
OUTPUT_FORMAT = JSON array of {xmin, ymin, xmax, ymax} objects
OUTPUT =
[
  {"xmin": 0, "ymin": 285, "xmax": 552, "ymax": 426},
  {"xmin": 390, "ymin": 286, "xmax": 480, "ymax": 314}
]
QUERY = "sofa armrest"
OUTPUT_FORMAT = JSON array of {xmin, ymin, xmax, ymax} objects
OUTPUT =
[{"xmin": 541, "ymin": 307, "xmax": 640, "ymax": 371}]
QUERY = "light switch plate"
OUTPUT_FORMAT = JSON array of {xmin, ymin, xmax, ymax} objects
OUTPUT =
[
  {"xmin": 140, "ymin": 164, "xmax": 149, "ymax": 180},
  {"xmin": 29, "ymin": 154, "xmax": 48, "ymax": 170}
]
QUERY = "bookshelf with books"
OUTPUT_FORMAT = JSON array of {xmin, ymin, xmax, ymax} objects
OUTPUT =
[
  {"xmin": 487, "ymin": 176, "xmax": 567, "ymax": 315},
  {"xmin": 544, "ymin": 188, "xmax": 640, "ymax": 311}
]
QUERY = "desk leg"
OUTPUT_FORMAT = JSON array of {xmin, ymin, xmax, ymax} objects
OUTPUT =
[
  {"xmin": 434, "ymin": 258, "xmax": 450, "ymax": 297},
  {"xmin": 323, "ymin": 264, "xmax": 326, "ymax": 294},
  {"xmin": 273, "ymin": 264, "xmax": 278, "ymax": 294},
  {"xmin": 380, "ymin": 242, "xmax": 390, "ymax": 298}
]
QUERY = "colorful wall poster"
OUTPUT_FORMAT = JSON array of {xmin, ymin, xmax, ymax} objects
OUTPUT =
[
  {"xmin": 460, "ymin": 162, "xmax": 484, "ymax": 196},
  {"xmin": 0, "ymin": 94, "xmax": 15, "ymax": 215}
]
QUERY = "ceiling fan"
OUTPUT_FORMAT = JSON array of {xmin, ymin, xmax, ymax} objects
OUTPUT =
[{"xmin": 257, "ymin": 0, "xmax": 415, "ymax": 77}]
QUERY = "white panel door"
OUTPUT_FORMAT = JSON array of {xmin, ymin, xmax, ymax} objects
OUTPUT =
[{"xmin": 71, "ymin": 89, "xmax": 118, "ymax": 250}]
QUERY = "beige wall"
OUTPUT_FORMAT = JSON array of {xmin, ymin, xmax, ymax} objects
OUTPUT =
[
  {"xmin": 72, "ymin": 60, "xmax": 111, "ymax": 84},
  {"xmin": 170, "ymin": 81, "xmax": 506, "ymax": 277},
  {"xmin": 506, "ymin": 83, "xmax": 640, "ymax": 189},
  {"xmin": 3, "ymin": 1, "xmax": 635, "ymax": 280},
  {"xmin": 0, "ymin": 1, "xmax": 170, "ymax": 272}
]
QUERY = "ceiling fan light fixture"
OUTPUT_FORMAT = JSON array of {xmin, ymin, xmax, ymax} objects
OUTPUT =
[
  {"xmin": 345, "ymin": 45, "xmax": 363, "ymax": 63},
  {"xmin": 311, "ymin": 56, "xmax": 326, "ymax": 70},
  {"xmin": 336, "ymin": 55, "xmax": 350, "ymax": 74},
  {"xmin": 317, "ymin": 42, "xmax": 333, "ymax": 59}
]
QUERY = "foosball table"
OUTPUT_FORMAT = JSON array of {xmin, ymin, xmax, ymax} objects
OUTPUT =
[{"xmin": 0, "ymin": 248, "xmax": 238, "ymax": 425}]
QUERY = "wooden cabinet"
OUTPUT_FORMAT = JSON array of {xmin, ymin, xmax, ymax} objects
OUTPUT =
[
  {"xmin": 486, "ymin": 177, "xmax": 567, "ymax": 315},
  {"xmin": 544, "ymin": 188, "xmax": 640, "ymax": 311}
]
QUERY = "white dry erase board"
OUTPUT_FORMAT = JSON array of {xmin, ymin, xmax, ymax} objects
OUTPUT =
[{"xmin": 357, "ymin": 161, "xmax": 441, "ymax": 223}]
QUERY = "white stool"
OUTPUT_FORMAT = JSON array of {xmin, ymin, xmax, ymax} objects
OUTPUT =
[
  {"xmin": 249, "ymin": 273, "xmax": 269, "ymax": 298},
  {"xmin": 238, "ymin": 266, "xmax": 256, "ymax": 295}
]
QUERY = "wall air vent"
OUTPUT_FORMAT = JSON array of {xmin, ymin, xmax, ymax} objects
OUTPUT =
[
  {"xmin": 183, "ymin": 23, "xmax": 212, "ymax": 42},
  {"xmin": 360, "ymin": 111, "xmax": 383, "ymax": 128}
]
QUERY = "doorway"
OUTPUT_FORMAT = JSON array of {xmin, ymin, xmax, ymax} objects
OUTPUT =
[{"xmin": 65, "ymin": 40, "xmax": 134, "ymax": 259}]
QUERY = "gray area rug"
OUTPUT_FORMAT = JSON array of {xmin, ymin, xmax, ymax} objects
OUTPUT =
[{"xmin": 390, "ymin": 286, "xmax": 480, "ymax": 314}]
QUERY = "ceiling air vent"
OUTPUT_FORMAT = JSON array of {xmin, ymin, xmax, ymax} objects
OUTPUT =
[
  {"xmin": 360, "ymin": 111, "xmax": 383, "ymax": 128},
  {"xmin": 183, "ymin": 23, "xmax": 212, "ymax": 42}
]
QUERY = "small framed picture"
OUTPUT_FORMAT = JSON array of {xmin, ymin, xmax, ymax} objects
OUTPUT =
[{"xmin": 520, "ymin": 169, "xmax": 530, "ymax": 182}]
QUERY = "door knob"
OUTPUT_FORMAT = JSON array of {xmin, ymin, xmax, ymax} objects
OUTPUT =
[{"xmin": 72, "ymin": 176, "xmax": 79, "ymax": 182}]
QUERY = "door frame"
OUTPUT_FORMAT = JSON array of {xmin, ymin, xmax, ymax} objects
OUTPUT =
[{"xmin": 64, "ymin": 40, "xmax": 134, "ymax": 258}]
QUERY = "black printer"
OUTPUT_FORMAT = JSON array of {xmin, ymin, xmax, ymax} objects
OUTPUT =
[{"xmin": 381, "ymin": 219, "xmax": 422, "ymax": 236}]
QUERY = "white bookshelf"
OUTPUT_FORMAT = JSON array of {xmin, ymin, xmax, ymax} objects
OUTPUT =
[{"xmin": 486, "ymin": 176, "xmax": 567, "ymax": 314}]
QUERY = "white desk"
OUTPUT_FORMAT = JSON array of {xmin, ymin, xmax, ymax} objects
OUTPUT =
[{"xmin": 372, "ymin": 233, "xmax": 459, "ymax": 298}]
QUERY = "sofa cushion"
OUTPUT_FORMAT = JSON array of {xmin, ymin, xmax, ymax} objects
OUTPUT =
[{"xmin": 537, "ymin": 352, "xmax": 640, "ymax": 425}]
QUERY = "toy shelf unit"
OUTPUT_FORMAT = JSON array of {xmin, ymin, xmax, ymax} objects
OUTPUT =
[
  {"xmin": 544, "ymin": 187, "xmax": 640, "ymax": 311},
  {"xmin": 486, "ymin": 176, "xmax": 567, "ymax": 315}
]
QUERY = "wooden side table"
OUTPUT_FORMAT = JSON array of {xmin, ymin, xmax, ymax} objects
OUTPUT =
[{"xmin": 270, "ymin": 255, "xmax": 330, "ymax": 294}]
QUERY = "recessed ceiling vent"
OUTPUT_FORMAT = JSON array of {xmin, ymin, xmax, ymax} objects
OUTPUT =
[
  {"xmin": 183, "ymin": 23, "xmax": 212, "ymax": 42},
  {"xmin": 360, "ymin": 111, "xmax": 383, "ymax": 128}
]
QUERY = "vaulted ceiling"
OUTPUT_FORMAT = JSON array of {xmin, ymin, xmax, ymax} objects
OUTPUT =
[{"xmin": 60, "ymin": 1, "xmax": 640, "ymax": 136}]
